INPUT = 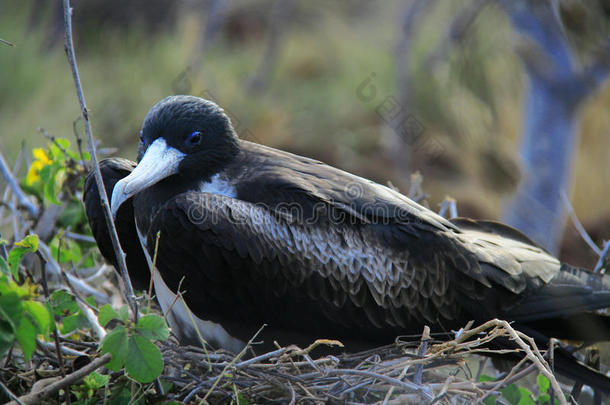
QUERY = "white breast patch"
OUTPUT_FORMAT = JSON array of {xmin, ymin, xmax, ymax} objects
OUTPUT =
[{"xmin": 199, "ymin": 173, "xmax": 237, "ymax": 198}]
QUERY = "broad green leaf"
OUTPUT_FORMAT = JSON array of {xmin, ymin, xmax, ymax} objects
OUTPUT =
[
  {"xmin": 501, "ymin": 384, "xmax": 521, "ymax": 405},
  {"xmin": 51, "ymin": 290, "xmax": 79, "ymax": 315},
  {"xmin": 40, "ymin": 163, "xmax": 62, "ymax": 205},
  {"xmin": 85, "ymin": 295, "xmax": 97, "ymax": 309},
  {"xmin": 101, "ymin": 325, "xmax": 128, "ymax": 371},
  {"xmin": 83, "ymin": 371, "xmax": 110, "ymax": 391},
  {"xmin": 125, "ymin": 334, "xmax": 163, "ymax": 383},
  {"xmin": 8, "ymin": 235, "xmax": 39, "ymax": 279},
  {"xmin": 517, "ymin": 388, "xmax": 535, "ymax": 405},
  {"xmin": 0, "ymin": 319, "xmax": 15, "ymax": 358},
  {"xmin": 61, "ymin": 313, "xmax": 86, "ymax": 334},
  {"xmin": 118, "ymin": 305, "xmax": 128, "ymax": 322},
  {"xmin": 483, "ymin": 396, "xmax": 497, "ymax": 405},
  {"xmin": 479, "ymin": 374, "xmax": 496, "ymax": 382},
  {"xmin": 0, "ymin": 288, "xmax": 23, "ymax": 329},
  {"xmin": 536, "ymin": 393, "xmax": 551, "ymax": 404},
  {"xmin": 23, "ymin": 300, "xmax": 52, "ymax": 337},
  {"xmin": 50, "ymin": 236, "xmax": 82, "ymax": 264},
  {"xmin": 16, "ymin": 316, "xmax": 36, "ymax": 360},
  {"xmin": 136, "ymin": 315, "xmax": 169, "ymax": 342},
  {"xmin": 98, "ymin": 304, "xmax": 120, "ymax": 327},
  {"xmin": 536, "ymin": 374, "xmax": 550, "ymax": 394},
  {"xmin": 107, "ymin": 388, "xmax": 131, "ymax": 405},
  {"xmin": 0, "ymin": 258, "xmax": 9, "ymax": 276}
]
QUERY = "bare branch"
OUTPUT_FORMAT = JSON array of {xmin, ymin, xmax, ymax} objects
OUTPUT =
[
  {"xmin": 62, "ymin": 0, "xmax": 137, "ymax": 318},
  {"xmin": 0, "ymin": 149, "xmax": 38, "ymax": 217},
  {"xmin": 560, "ymin": 191, "xmax": 601, "ymax": 256},
  {"xmin": 6, "ymin": 353, "xmax": 112, "ymax": 405}
]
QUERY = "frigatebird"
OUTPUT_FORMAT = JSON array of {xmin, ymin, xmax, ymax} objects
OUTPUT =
[{"xmin": 84, "ymin": 95, "xmax": 610, "ymax": 390}]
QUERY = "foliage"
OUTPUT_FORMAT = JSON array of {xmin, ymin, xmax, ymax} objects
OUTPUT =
[
  {"xmin": 0, "ymin": 138, "xmax": 173, "ymax": 403},
  {"xmin": 479, "ymin": 373, "xmax": 563, "ymax": 405},
  {"xmin": 0, "ymin": 235, "xmax": 52, "ymax": 361},
  {"xmin": 99, "ymin": 304, "xmax": 169, "ymax": 383}
]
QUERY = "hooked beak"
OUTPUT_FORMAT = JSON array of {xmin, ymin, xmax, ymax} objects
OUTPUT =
[{"xmin": 111, "ymin": 138, "xmax": 185, "ymax": 218}]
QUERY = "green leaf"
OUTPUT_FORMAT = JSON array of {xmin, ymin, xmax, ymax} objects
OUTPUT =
[
  {"xmin": 0, "ymin": 319, "xmax": 15, "ymax": 358},
  {"xmin": 536, "ymin": 393, "xmax": 551, "ymax": 404},
  {"xmin": 51, "ymin": 290, "xmax": 79, "ymax": 316},
  {"xmin": 125, "ymin": 334, "xmax": 163, "ymax": 383},
  {"xmin": 101, "ymin": 325, "xmax": 129, "ymax": 372},
  {"xmin": 50, "ymin": 236, "xmax": 82, "ymax": 264},
  {"xmin": 517, "ymin": 388, "xmax": 535, "ymax": 405},
  {"xmin": 118, "ymin": 305, "xmax": 129, "ymax": 322},
  {"xmin": 136, "ymin": 315, "xmax": 169, "ymax": 342},
  {"xmin": 483, "ymin": 396, "xmax": 497, "ymax": 405},
  {"xmin": 23, "ymin": 300, "xmax": 52, "ymax": 337},
  {"xmin": 41, "ymin": 163, "xmax": 62, "ymax": 205},
  {"xmin": 536, "ymin": 374, "xmax": 550, "ymax": 394},
  {"xmin": 61, "ymin": 313, "xmax": 86, "ymax": 334},
  {"xmin": 501, "ymin": 384, "xmax": 521, "ymax": 405},
  {"xmin": 16, "ymin": 316, "xmax": 36, "ymax": 360},
  {"xmin": 0, "ymin": 288, "xmax": 23, "ymax": 329},
  {"xmin": 479, "ymin": 374, "xmax": 496, "ymax": 382},
  {"xmin": 0, "ymin": 258, "xmax": 9, "ymax": 276},
  {"xmin": 83, "ymin": 371, "xmax": 110, "ymax": 390},
  {"xmin": 98, "ymin": 304, "xmax": 120, "ymax": 327},
  {"xmin": 8, "ymin": 235, "xmax": 39, "ymax": 279},
  {"xmin": 107, "ymin": 388, "xmax": 131, "ymax": 405}
]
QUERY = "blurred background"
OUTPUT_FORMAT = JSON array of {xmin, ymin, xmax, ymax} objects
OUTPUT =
[{"xmin": 0, "ymin": 0, "xmax": 608, "ymax": 268}]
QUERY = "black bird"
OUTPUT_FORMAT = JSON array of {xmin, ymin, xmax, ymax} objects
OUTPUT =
[{"xmin": 85, "ymin": 96, "xmax": 610, "ymax": 389}]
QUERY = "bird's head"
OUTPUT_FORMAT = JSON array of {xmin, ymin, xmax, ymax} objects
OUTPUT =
[{"xmin": 110, "ymin": 95, "xmax": 240, "ymax": 218}]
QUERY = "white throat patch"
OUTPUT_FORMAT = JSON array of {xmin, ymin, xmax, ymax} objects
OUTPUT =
[{"xmin": 199, "ymin": 173, "xmax": 237, "ymax": 198}]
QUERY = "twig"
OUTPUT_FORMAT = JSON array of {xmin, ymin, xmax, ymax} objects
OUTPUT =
[
  {"xmin": 560, "ymin": 191, "xmax": 601, "ymax": 256},
  {"xmin": 37, "ymin": 240, "xmax": 109, "ymax": 303},
  {"xmin": 63, "ymin": 231, "xmax": 96, "ymax": 244},
  {"xmin": 246, "ymin": 0, "xmax": 294, "ymax": 94},
  {"xmin": 323, "ymin": 368, "xmax": 435, "ymax": 401},
  {"xmin": 6, "ymin": 353, "xmax": 112, "ymax": 405},
  {"xmin": 0, "ymin": 380, "xmax": 24, "ymax": 405},
  {"xmin": 0, "ymin": 38, "xmax": 14, "ymax": 47},
  {"xmin": 0, "ymin": 145, "xmax": 24, "ymax": 221},
  {"xmin": 37, "ymin": 340, "xmax": 87, "ymax": 357},
  {"xmin": 0, "ymin": 148, "xmax": 38, "ymax": 217},
  {"xmin": 202, "ymin": 324, "xmax": 267, "ymax": 402},
  {"xmin": 62, "ymin": 0, "xmax": 137, "ymax": 319},
  {"xmin": 438, "ymin": 197, "xmax": 458, "ymax": 219},
  {"xmin": 593, "ymin": 240, "xmax": 610, "ymax": 273},
  {"xmin": 414, "ymin": 325, "xmax": 430, "ymax": 385}
]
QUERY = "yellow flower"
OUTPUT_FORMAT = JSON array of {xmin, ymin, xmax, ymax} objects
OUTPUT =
[{"xmin": 25, "ymin": 148, "xmax": 52, "ymax": 186}]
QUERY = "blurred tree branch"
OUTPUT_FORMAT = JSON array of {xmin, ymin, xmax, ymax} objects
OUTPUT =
[{"xmin": 499, "ymin": 0, "xmax": 610, "ymax": 254}]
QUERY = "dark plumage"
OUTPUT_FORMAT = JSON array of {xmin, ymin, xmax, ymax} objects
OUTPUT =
[{"xmin": 84, "ymin": 96, "xmax": 610, "ymax": 391}]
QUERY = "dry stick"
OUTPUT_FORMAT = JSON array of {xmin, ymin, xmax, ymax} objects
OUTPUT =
[
  {"xmin": 486, "ymin": 320, "xmax": 567, "ymax": 405},
  {"xmin": 202, "ymin": 324, "xmax": 267, "ymax": 402},
  {"xmin": 0, "ymin": 38, "xmax": 15, "ymax": 47},
  {"xmin": 560, "ymin": 191, "xmax": 601, "ymax": 256},
  {"xmin": 324, "ymin": 368, "xmax": 435, "ymax": 401},
  {"xmin": 62, "ymin": 0, "xmax": 137, "ymax": 319},
  {"xmin": 593, "ymin": 240, "xmax": 610, "ymax": 273},
  {"xmin": 0, "ymin": 149, "xmax": 38, "ymax": 217},
  {"xmin": 7, "ymin": 353, "xmax": 112, "ymax": 405},
  {"xmin": 414, "ymin": 325, "xmax": 431, "ymax": 385},
  {"xmin": 0, "ymin": 146, "xmax": 23, "ymax": 221},
  {"xmin": 38, "ymin": 256, "xmax": 69, "ymax": 404},
  {"xmin": 0, "ymin": 380, "xmax": 24, "ymax": 405}
]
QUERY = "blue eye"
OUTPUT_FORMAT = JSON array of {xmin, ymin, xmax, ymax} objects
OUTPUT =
[{"xmin": 186, "ymin": 131, "xmax": 202, "ymax": 146}]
